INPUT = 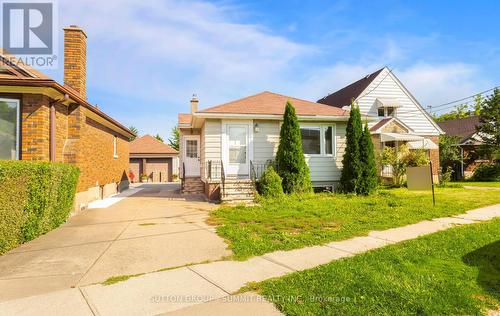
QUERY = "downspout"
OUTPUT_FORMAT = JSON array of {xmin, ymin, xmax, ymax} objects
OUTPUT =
[
  {"xmin": 49, "ymin": 94, "xmax": 69, "ymax": 162},
  {"xmin": 50, "ymin": 103, "xmax": 56, "ymax": 161}
]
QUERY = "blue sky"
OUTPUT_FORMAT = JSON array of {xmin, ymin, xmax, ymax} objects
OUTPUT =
[{"xmin": 45, "ymin": 0, "xmax": 499, "ymax": 140}]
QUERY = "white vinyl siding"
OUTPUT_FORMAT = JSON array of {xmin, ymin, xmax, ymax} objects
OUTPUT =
[
  {"xmin": 253, "ymin": 120, "xmax": 280, "ymax": 162},
  {"xmin": 204, "ymin": 119, "xmax": 222, "ymax": 162},
  {"xmin": 200, "ymin": 119, "xmax": 347, "ymax": 185},
  {"xmin": 356, "ymin": 68, "xmax": 441, "ymax": 135}
]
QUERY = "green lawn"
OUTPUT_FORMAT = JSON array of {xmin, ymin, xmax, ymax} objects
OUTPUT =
[
  {"xmin": 460, "ymin": 182, "xmax": 500, "ymax": 188},
  {"xmin": 249, "ymin": 219, "xmax": 500, "ymax": 315},
  {"xmin": 209, "ymin": 188, "xmax": 500, "ymax": 260}
]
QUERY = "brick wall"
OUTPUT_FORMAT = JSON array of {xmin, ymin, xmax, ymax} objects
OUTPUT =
[
  {"xmin": 21, "ymin": 94, "xmax": 50, "ymax": 160},
  {"xmin": 64, "ymin": 26, "xmax": 87, "ymax": 99},
  {"xmin": 427, "ymin": 136, "xmax": 440, "ymax": 178},
  {"xmin": 18, "ymin": 93, "xmax": 130, "ymax": 193},
  {"xmin": 75, "ymin": 117, "xmax": 129, "ymax": 192}
]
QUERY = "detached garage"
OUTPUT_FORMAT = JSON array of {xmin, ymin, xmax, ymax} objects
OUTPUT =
[{"xmin": 129, "ymin": 135, "xmax": 179, "ymax": 183}]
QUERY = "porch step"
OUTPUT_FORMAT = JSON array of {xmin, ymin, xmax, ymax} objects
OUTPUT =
[
  {"xmin": 221, "ymin": 179, "xmax": 256, "ymax": 203},
  {"xmin": 183, "ymin": 177, "xmax": 204, "ymax": 194}
]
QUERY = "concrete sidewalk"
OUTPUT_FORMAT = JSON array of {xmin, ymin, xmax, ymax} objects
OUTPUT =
[{"xmin": 1, "ymin": 204, "xmax": 499, "ymax": 316}]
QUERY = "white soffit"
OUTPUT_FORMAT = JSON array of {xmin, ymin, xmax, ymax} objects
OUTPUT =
[{"xmin": 380, "ymin": 133, "xmax": 424, "ymax": 142}]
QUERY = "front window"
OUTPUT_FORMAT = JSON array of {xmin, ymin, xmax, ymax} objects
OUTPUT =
[
  {"xmin": 300, "ymin": 125, "xmax": 335, "ymax": 156},
  {"xmin": 186, "ymin": 140, "xmax": 198, "ymax": 158},
  {"xmin": 301, "ymin": 127, "xmax": 321, "ymax": 155},
  {"xmin": 0, "ymin": 99, "xmax": 20, "ymax": 160}
]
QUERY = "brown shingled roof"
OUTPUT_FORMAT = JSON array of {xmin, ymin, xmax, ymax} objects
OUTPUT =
[
  {"xmin": 130, "ymin": 135, "xmax": 178, "ymax": 154},
  {"xmin": 438, "ymin": 116, "xmax": 482, "ymax": 143},
  {"xmin": 198, "ymin": 91, "xmax": 347, "ymax": 116},
  {"xmin": 317, "ymin": 68, "xmax": 384, "ymax": 108},
  {"xmin": 178, "ymin": 113, "xmax": 192, "ymax": 125}
]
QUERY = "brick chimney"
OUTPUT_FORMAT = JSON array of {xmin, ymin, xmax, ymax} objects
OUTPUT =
[
  {"xmin": 64, "ymin": 25, "xmax": 87, "ymax": 99},
  {"xmin": 190, "ymin": 94, "xmax": 198, "ymax": 113}
]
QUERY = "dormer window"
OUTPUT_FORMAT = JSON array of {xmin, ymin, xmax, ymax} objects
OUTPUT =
[
  {"xmin": 375, "ymin": 98, "xmax": 400, "ymax": 118},
  {"xmin": 378, "ymin": 107, "xmax": 396, "ymax": 117}
]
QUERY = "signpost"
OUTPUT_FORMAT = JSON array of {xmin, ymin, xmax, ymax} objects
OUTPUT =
[{"xmin": 407, "ymin": 163, "xmax": 435, "ymax": 206}]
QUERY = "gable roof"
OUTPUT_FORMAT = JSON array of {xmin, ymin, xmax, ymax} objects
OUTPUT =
[
  {"xmin": 130, "ymin": 135, "xmax": 178, "ymax": 155},
  {"xmin": 0, "ymin": 51, "xmax": 135, "ymax": 138},
  {"xmin": 198, "ymin": 91, "xmax": 348, "ymax": 117},
  {"xmin": 438, "ymin": 116, "xmax": 482, "ymax": 143},
  {"xmin": 369, "ymin": 117, "xmax": 414, "ymax": 133},
  {"xmin": 317, "ymin": 68, "xmax": 384, "ymax": 108}
]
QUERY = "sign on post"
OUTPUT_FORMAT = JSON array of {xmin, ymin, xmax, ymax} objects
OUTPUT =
[{"xmin": 407, "ymin": 163, "xmax": 435, "ymax": 206}]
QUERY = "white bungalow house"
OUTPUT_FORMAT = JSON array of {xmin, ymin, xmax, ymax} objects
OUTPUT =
[
  {"xmin": 317, "ymin": 67, "xmax": 444, "ymax": 182},
  {"xmin": 178, "ymin": 91, "xmax": 368, "ymax": 202}
]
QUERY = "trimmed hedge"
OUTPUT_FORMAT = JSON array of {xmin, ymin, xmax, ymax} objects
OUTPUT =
[
  {"xmin": 0, "ymin": 161, "xmax": 79, "ymax": 254},
  {"xmin": 258, "ymin": 166, "xmax": 284, "ymax": 198}
]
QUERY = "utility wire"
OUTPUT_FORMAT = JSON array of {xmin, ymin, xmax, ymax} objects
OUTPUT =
[{"xmin": 426, "ymin": 86, "xmax": 498, "ymax": 109}]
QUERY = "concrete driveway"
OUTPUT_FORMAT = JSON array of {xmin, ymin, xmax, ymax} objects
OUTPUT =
[{"xmin": 0, "ymin": 183, "xmax": 231, "ymax": 301}]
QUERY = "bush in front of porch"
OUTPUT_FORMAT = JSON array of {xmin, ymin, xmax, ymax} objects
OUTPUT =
[{"xmin": 0, "ymin": 161, "xmax": 79, "ymax": 254}]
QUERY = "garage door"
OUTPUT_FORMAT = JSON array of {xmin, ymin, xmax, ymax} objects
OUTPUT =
[{"xmin": 147, "ymin": 158, "xmax": 171, "ymax": 182}]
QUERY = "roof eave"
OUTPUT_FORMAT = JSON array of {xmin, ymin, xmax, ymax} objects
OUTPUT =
[
  {"xmin": 194, "ymin": 112, "xmax": 364, "ymax": 121},
  {"xmin": 0, "ymin": 78, "xmax": 135, "ymax": 138}
]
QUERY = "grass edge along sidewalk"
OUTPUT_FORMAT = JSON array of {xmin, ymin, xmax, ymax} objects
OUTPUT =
[
  {"xmin": 210, "ymin": 187, "xmax": 500, "ymax": 260},
  {"xmin": 247, "ymin": 218, "xmax": 500, "ymax": 316}
]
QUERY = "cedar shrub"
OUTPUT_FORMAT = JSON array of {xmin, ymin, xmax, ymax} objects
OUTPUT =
[
  {"xmin": 339, "ymin": 103, "xmax": 362, "ymax": 193},
  {"xmin": 276, "ymin": 101, "xmax": 312, "ymax": 194},
  {"xmin": 358, "ymin": 123, "xmax": 378, "ymax": 195}
]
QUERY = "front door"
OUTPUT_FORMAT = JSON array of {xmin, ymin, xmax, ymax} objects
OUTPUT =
[
  {"xmin": 184, "ymin": 136, "xmax": 200, "ymax": 177},
  {"xmin": 225, "ymin": 124, "xmax": 250, "ymax": 176}
]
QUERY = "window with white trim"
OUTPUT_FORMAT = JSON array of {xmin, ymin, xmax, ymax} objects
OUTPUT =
[
  {"xmin": 378, "ymin": 107, "xmax": 396, "ymax": 117},
  {"xmin": 300, "ymin": 125, "xmax": 336, "ymax": 156},
  {"xmin": 0, "ymin": 98, "xmax": 20, "ymax": 160}
]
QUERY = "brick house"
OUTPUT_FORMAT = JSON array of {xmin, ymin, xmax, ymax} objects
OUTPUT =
[
  {"xmin": 0, "ymin": 26, "xmax": 134, "ymax": 210},
  {"xmin": 129, "ymin": 135, "xmax": 179, "ymax": 183},
  {"xmin": 438, "ymin": 116, "xmax": 490, "ymax": 179}
]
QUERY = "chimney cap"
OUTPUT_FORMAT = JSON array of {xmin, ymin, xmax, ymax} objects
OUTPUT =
[
  {"xmin": 63, "ymin": 25, "xmax": 87, "ymax": 37},
  {"xmin": 191, "ymin": 94, "xmax": 198, "ymax": 102}
]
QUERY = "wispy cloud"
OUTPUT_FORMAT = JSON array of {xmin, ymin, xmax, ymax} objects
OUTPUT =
[
  {"xmin": 50, "ymin": 0, "xmax": 494, "ymax": 138},
  {"xmin": 53, "ymin": 0, "xmax": 315, "ymax": 137}
]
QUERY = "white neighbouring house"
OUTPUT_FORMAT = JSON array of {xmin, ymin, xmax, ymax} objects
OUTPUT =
[{"xmin": 317, "ymin": 66, "xmax": 444, "ymax": 182}]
